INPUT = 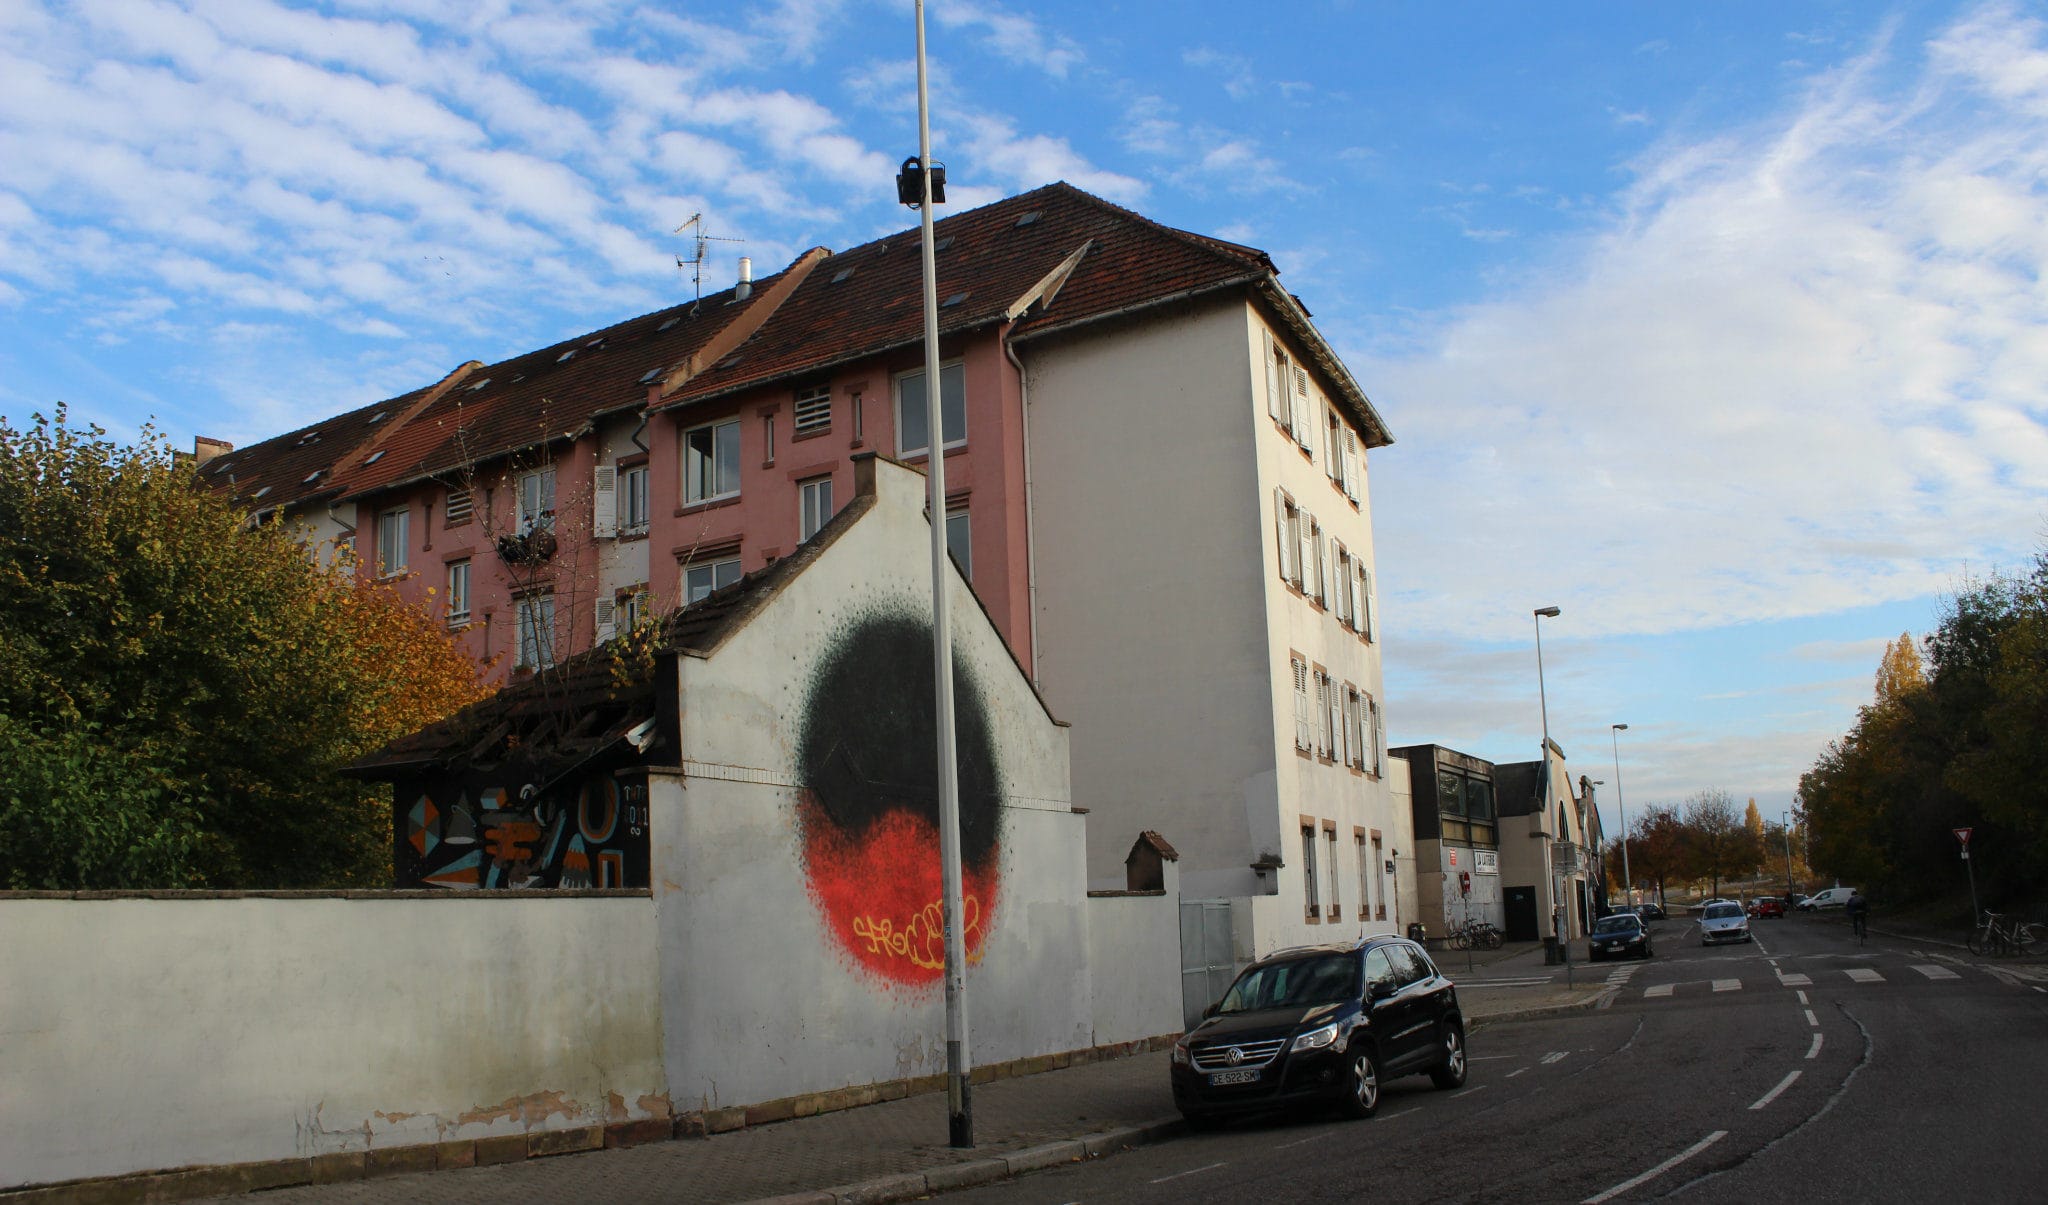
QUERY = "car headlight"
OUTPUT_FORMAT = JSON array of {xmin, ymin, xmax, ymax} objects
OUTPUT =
[
  {"xmin": 1291, "ymin": 1023, "xmax": 1339, "ymax": 1052},
  {"xmin": 1172, "ymin": 1040, "xmax": 1191, "ymax": 1066},
  {"xmin": 1625, "ymin": 935, "xmax": 1642, "ymax": 944}
]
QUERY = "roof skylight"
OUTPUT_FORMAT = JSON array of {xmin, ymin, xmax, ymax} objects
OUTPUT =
[
  {"xmin": 831, "ymin": 267, "xmax": 855, "ymax": 284},
  {"xmin": 363, "ymin": 451, "xmax": 385, "ymax": 465},
  {"xmin": 557, "ymin": 349, "xmax": 577, "ymax": 363},
  {"xmin": 469, "ymin": 378, "xmax": 491, "ymax": 391},
  {"xmin": 935, "ymin": 236, "xmax": 954, "ymax": 252},
  {"xmin": 367, "ymin": 411, "xmax": 386, "ymax": 425},
  {"xmin": 302, "ymin": 470, "xmax": 323, "ymax": 484},
  {"xmin": 942, "ymin": 292, "xmax": 969, "ymax": 308},
  {"xmin": 638, "ymin": 367, "xmax": 664, "ymax": 385},
  {"xmin": 659, "ymin": 316, "xmax": 681, "ymax": 331},
  {"xmin": 1015, "ymin": 211, "xmax": 1041, "ymax": 227},
  {"xmin": 252, "ymin": 486, "xmax": 272, "ymax": 499}
]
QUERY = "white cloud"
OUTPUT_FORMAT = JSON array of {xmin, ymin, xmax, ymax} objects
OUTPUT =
[
  {"xmin": 1365, "ymin": 4, "xmax": 2048, "ymax": 645},
  {"xmin": 931, "ymin": 0, "xmax": 1084, "ymax": 80}
]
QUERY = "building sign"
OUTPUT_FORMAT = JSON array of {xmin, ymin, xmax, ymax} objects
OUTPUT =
[{"xmin": 1473, "ymin": 849, "xmax": 1499, "ymax": 875}]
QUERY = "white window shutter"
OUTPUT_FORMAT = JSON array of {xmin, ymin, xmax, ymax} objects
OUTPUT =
[
  {"xmin": 1350, "ymin": 566, "xmax": 1365, "ymax": 633},
  {"xmin": 592, "ymin": 465, "xmax": 618, "ymax": 538},
  {"xmin": 1298, "ymin": 516, "xmax": 1313, "ymax": 595},
  {"xmin": 594, "ymin": 596, "xmax": 617, "ymax": 642},
  {"xmin": 1343, "ymin": 429, "xmax": 1361, "ymax": 501},
  {"xmin": 1266, "ymin": 336, "xmax": 1286, "ymax": 422},
  {"xmin": 1275, "ymin": 490, "xmax": 1292, "ymax": 582},
  {"xmin": 1292, "ymin": 370, "xmax": 1310, "ymax": 449},
  {"xmin": 1334, "ymin": 550, "xmax": 1350, "ymax": 624},
  {"xmin": 1363, "ymin": 567, "xmax": 1376, "ymax": 640},
  {"xmin": 1326, "ymin": 406, "xmax": 1341, "ymax": 481}
]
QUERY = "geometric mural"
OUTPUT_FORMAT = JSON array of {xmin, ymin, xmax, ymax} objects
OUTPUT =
[
  {"xmin": 794, "ymin": 610, "xmax": 1005, "ymax": 989},
  {"xmin": 397, "ymin": 769, "xmax": 649, "ymax": 890}
]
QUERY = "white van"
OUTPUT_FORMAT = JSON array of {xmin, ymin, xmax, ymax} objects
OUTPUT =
[{"xmin": 1801, "ymin": 887, "xmax": 1857, "ymax": 910}]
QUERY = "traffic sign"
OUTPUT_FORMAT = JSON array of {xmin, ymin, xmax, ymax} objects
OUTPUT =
[{"xmin": 1954, "ymin": 827, "xmax": 1973, "ymax": 847}]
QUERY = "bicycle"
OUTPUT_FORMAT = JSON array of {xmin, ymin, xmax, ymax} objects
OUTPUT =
[
  {"xmin": 1967, "ymin": 912, "xmax": 2043, "ymax": 957},
  {"xmin": 1448, "ymin": 920, "xmax": 1503, "ymax": 951}
]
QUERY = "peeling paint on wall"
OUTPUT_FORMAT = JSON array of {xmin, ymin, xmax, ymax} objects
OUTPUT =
[{"xmin": 795, "ymin": 610, "xmax": 1005, "ymax": 988}]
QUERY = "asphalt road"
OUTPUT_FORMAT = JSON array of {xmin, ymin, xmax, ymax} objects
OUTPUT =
[{"xmin": 937, "ymin": 912, "xmax": 2048, "ymax": 1203}]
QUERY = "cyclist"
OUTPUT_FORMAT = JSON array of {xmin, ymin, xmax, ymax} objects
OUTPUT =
[{"xmin": 1846, "ymin": 890, "xmax": 1869, "ymax": 943}]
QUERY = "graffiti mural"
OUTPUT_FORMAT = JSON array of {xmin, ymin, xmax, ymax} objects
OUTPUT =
[
  {"xmin": 396, "ymin": 769, "xmax": 650, "ymax": 890},
  {"xmin": 795, "ymin": 610, "xmax": 1005, "ymax": 987}
]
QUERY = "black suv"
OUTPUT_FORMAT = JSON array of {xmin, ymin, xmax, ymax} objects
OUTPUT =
[{"xmin": 1171, "ymin": 937, "xmax": 1465, "ymax": 1123}]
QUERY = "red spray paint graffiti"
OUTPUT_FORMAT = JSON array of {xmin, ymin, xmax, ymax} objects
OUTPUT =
[{"xmin": 796, "ymin": 612, "xmax": 1004, "ymax": 988}]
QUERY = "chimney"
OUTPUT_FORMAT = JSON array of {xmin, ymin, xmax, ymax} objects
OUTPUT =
[
  {"xmin": 735, "ymin": 257, "xmax": 753, "ymax": 302},
  {"xmin": 193, "ymin": 436, "xmax": 232, "ymax": 466}
]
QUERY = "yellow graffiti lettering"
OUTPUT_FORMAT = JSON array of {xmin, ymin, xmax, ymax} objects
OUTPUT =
[{"xmin": 849, "ymin": 895, "xmax": 983, "ymax": 970}]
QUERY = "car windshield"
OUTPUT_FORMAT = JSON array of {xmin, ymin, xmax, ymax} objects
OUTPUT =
[
  {"xmin": 1593, "ymin": 916, "xmax": 1639, "ymax": 934},
  {"xmin": 1217, "ymin": 954, "xmax": 1358, "ymax": 1014},
  {"xmin": 1705, "ymin": 903, "xmax": 1744, "ymax": 919}
]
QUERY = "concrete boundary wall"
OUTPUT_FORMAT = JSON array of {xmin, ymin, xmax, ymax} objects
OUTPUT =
[
  {"xmin": 0, "ymin": 892, "xmax": 663, "ymax": 1192},
  {"xmin": 1083, "ymin": 859, "xmax": 1184, "ymax": 1047}
]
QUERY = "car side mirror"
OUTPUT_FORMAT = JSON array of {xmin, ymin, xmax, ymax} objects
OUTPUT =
[
  {"xmin": 1202, "ymin": 1002, "xmax": 1219, "ymax": 1019},
  {"xmin": 1368, "ymin": 981, "xmax": 1396, "ymax": 1002}
]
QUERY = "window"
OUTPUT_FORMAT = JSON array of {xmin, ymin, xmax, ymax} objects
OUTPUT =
[
  {"xmin": 1274, "ymin": 490, "xmax": 1301, "ymax": 587},
  {"xmin": 946, "ymin": 509, "xmax": 971, "ymax": 580},
  {"xmin": 595, "ymin": 587, "xmax": 647, "ymax": 643},
  {"xmin": 1309, "ymin": 519, "xmax": 1327, "ymax": 605},
  {"xmin": 1342, "ymin": 427, "xmax": 1362, "ymax": 502},
  {"xmin": 1357, "ymin": 832, "xmax": 1371, "ymax": 920},
  {"xmin": 684, "ymin": 419, "xmax": 742, "ymax": 504},
  {"xmin": 1358, "ymin": 564, "xmax": 1375, "ymax": 641},
  {"xmin": 800, "ymin": 476, "xmax": 835, "ymax": 541},
  {"xmin": 1373, "ymin": 835, "xmax": 1386, "ymax": 919},
  {"xmin": 1342, "ymin": 688, "xmax": 1359, "ymax": 768},
  {"xmin": 1301, "ymin": 823, "xmax": 1320, "ymax": 918},
  {"xmin": 1327, "ymin": 405, "xmax": 1344, "ymax": 484},
  {"xmin": 620, "ymin": 464, "xmax": 649, "ymax": 534},
  {"xmin": 1291, "ymin": 655, "xmax": 1312, "ymax": 752},
  {"xmin": 1298, "ymin": 511, "xmax": 1316, "ymax": 599},
  {"xmin": 515, "ymin": 593, "xmax": 556, "ymax": 670},
  {"xmin": 851, "ymin": 391, "xmax": 864, "ymax": 444},
  {"xmin": 1333, "ymin": 544, "xmax": 1352, "ymax": 625},
  {"xmin": 1266, "ymin": 337, "xmax": 1290, "ymax": 424},
  {"xmin": 794, "ymin": 385, "xmax": 831, "ymax": 435},
  {"xmin": 1364, "ymin": 947, "xmax": 1397, "ymax": 995},
  {"xmin": 1291, "ymin": 367, "xmax": 1312, "ymax": 454},
  {"xmin": 1314, "ymin": 669, "xmax": 1335, "ymax": 758},
  {"xmin": 762, "ymin": 413, "xmax": 776, "ymax": 465},
  {"xmin": 446, "ymin": 559, "xmax": 470, "ymax": 626},
  {"xmin": 376, "ymin": 507, "xmax": 408, "ymax": 576},
  {"xmin": 619, "ymin": 586, "xmax": 649, "ymax": 631},
  {"xmin": 895, "ymin": 361, "xmax": 966, "ymax": 456},
  {"xmin": 444, "ymin": 487, "xmax": 473, "ymax": 525},
  {"xmin": 517, "ymin": 466, "xmax": 555, "ymax": 532},
  {"xmin": 1326, "ymin": 826, "xmax": 1340, "ymax": 920},
  {"xmin": 684, "ymin": 556, "xmax": 743, "ymax": 605},
  {"xmin": 1368, "ymin": 697, "xmax": 1385, "ymax": 776}
]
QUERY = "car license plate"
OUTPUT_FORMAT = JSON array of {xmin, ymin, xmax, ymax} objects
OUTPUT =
[{"xmin": 1209, "ymin": 1069, "xmax": 1259, "ymax": 1086}]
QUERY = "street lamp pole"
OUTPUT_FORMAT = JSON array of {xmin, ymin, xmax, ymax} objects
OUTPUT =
[
  {"xmin": 1611, "ymin": 723, "xmax": 1630, "ymax": 905},
  {"xmin": 1782, "ymin": 810, "xmax": 1794, "ymax": 901},
  {"xmin": 1533, "ymin": 606, "xmax": 1564, "ymax": 968}
]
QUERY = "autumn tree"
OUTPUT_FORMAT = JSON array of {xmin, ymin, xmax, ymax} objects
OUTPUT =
[
  {"xmin": 1626, "ymin": 804, "xmax": 1687, "ymax": 907},
  {"xmin": 1681, "ymin": 789, "xmax": 1750, "ymax": 900},
  {"xmin": 0, "ymin": 409, "xmax": 489, "ymax": 889}
]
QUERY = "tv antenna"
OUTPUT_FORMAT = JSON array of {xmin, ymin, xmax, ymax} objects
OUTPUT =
[{"xmin": 675, "ymin": 213, "xmax": 744, "ymax": 312}]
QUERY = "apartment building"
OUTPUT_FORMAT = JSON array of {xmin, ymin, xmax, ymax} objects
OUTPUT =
[{"xmin": 202, "ymin": 182, "xmax": 1398, "ymax": 956}]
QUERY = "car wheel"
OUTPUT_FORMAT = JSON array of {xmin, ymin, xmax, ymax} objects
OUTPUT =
[
  {"xmin": 1339, "ymin": 1044, "xmax": 1382, "ymax": 1118},
  {"xmin": 1430, "ymin": 1025, "xmax": 1468, "ymax": 1090}
]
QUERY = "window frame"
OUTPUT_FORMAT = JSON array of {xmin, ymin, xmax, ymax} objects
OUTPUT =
[
  {"xmin": 893, "ymin": 359, "xmax": 968, "ymax": 457},
  {"xmin": 516, "ymin": 466, "xmax": 556, "ymax": 533},
  {"xmin": 1301, "ymin": 820, "xmax": 1321, "ymax": 920},
  {"xmin": 683, "ymin": 555, "xmax": 743, "ymax": 605},
  {"xmin": 793, "ymin": 384, "xmax": 832, "ymax": 437},
  {"xmin": 446, "ymin": 558, "xmax": 470, "ymax": 627},
  {"xmin": 515, "ymin": 592, "xmax": 556, "ymax": 671},
  {"xmin": 375, "ymin": 506, "xmax": 409, "ymax": 577},
  {"xmin": 799, "ymin": 475, "xmax": 835, "ymax": 541},
  {"xmin": 682, "ymin": 417, "xmax": 742, "ymax": 505},
  {"xmin": 620, "ymin": 463, "xmax": 650, "ymax": 534}
]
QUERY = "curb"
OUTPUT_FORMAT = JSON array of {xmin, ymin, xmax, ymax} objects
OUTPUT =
[
  {"xmin": 1466, "ymin": 989, "xmax": 1611, "ymax": 1032},
  {"xmin": 740, "ymin": 1119, "xmax": 1183, "ymax": 1205}
]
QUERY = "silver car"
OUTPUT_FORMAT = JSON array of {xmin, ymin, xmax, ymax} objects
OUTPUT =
[{"xmin": 1700, "ymin": 901, "xmax": 1752, "ymax": 946}]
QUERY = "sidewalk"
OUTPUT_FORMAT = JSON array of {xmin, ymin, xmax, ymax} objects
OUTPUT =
[{"xmin": 135, "ymin": 949, "xmax": 1605, "ymax": 1205}]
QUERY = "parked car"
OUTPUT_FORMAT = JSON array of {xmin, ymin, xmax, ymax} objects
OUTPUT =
[
  {"xmin": 1589, "ymin": 913, "xmax": 1654, "ymax": 961},
  {"xmin": 1171, "ymin": 937, "xmax": 1465, "ymax": 1124},
  {"xmin": 1700, "ymin": 901, "xmax": 1753, "ymax": 945},
  {"xmin": 1786, "ymin": 892, "xmax": 1810, "ymax": 909},
  {"xmin": 1799, "ymin": 887, "xmax": 1857, "ymax": 911},
  {"xmin": 1633, "ymin": 902, "xmax": 1667, "ymax": 923},
  {"xmin": 1748, "ymin": 897, "xmax": 1786, "ymax": 919}
]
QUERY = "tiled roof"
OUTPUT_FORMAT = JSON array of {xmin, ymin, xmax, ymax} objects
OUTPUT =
[
  {"xmin": 655, "ymin": 182, "xmax": 1392, "ymax": 447},
  {"xmin": 199, "ymin": 388, "xmax": 431, "ymax": 514},
  {"xmin": 337, "ymin": 269, "xmax": 802, "ymax": 502},
  {"xmin": 656, "ymin": 182, "xmax": 1274, "ymax": 409}
]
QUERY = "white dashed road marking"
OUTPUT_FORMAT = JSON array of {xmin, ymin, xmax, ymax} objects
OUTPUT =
[
  {"xmin": 1644, "ymin": 984, "xmax": 1675, "ymax": 998},
  {"xmin": 1506, "ymin": 1068, "xmax": 1527, "ymax": 1078},
  {"xmin": 1777, "ymin": 972, "xmax": 1813, "ymax": 986},
  {"xmin": 1797, "ymin": 990, "xmax": 1809, "ymax": 1005},
  {"xmin": 1750, "ymin": 1070, "xmax": 1802, "ymax": 1110},
  {"xmin": 1806, "ymin": 1033, "xmax": 1823, "ymax": 1060},
  {"xmin": 1846, "ymin": 968, "xmax": 1884, "ymax": 984},
  {"xmin": 1712, "ymin": 979, "xmax": 1741, "ymax": 992},
  {"xmin": 1542, "ymin": 1051, "xmax": 1569, "ymax": 1065},
  {"xmin": 1804, "ymin": 1009, "xmax": 1819, "ymax": 1027},
  {"xmin": 1151, "ymin": 1162, "xmax": 1226, "ymax": 1185},
  {"xmin": 1914, "ymin": 964, "xmax": 1960, "ymax": 981},
  {"xmin": 1583, "ymin": 1131, "xmax": 1729, "ymax": 1204}
]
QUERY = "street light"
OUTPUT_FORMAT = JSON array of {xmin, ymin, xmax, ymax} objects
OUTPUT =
[
  {"xmin": 1612, "ymin": 723, "xmax": 1630, "ymax": 906},
  {"xmin": 1782, "ymin": 810, "xmax": 1794, "ymax": 901}
]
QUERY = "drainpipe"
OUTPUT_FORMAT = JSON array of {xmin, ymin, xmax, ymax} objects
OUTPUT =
[{"xmin": 1003, "ymin": 332, "xmax": 1041, "ymax": 687}]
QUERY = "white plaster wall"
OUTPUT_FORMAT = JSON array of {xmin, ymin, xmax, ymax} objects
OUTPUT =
[
  {"xmin": 1083, "ymin": 856, "xmax": 1184, "ymax": 1046},
  {"xmin": 1025, "ymin": 303, "xmax": 1285, "ymax": 901},
  {"xmin": 652, "ymin": 458, "xmax": 1091, "ymax": 1109},
  {"xmin": 0, "ymin": 894, "xmax": 663, "ymax": 1190}
]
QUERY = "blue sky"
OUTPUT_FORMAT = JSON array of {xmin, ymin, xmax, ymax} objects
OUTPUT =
[{"xmin": 5, "ymin": 1, "xmax": 2046, "ymax": 835}]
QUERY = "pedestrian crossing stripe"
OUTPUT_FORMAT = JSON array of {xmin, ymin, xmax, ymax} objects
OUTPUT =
[
  {"xmin": 1636, "ymin": 966, "xmax": 1966, "ymax": 998},
  {"xmin": 1711, "ymin": 979, "xmax": 1740, "ymax": 992},
  {"xmin": 1914, "ymin": 964, "xmax": 1959, "ymax": 980},
  {"xmin": 1777, "ymin": 972, "xmax": 1812, "ymax": 986},
  {"xmin": 1845, "ymin": 968, "xmax": 1884, "ymax": 983},
  {"xmin": 1644, "ymin": 984, "xmax": 1675, "ymax": 998}
]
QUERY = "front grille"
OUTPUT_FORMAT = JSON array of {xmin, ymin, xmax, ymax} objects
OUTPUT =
[{"xmin": 1191, "ymin": 1037, "xmax": 1288, "ymax": 1071}]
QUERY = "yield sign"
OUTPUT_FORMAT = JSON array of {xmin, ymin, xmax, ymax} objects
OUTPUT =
[{"xmin": 1953, "ymin": 827, "xmax": 1973, "ymax": 847}]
